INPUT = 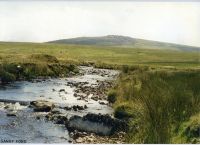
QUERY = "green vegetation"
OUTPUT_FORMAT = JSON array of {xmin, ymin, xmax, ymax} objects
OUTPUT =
[
  {"xmin": 0, "ymin": 41, "xmax": 199, "ymax": 143},
  {"xmin": 0, "ymin": 60, "xmax": 78, "ymax": 83},
  {"xmin": 107, "ymin": 90, "xmax": 117, "ymax": 104},
  {"xmin": 0, "ymin": 42, "xmax": 199, "ymax": 69},
  {"xmin": 0, "ymin": 69, "xmax": 16, "ymax": 82},
  {"xmin": 112, "ymin": 67, "xmax": 200, "ymax": 143},
  {"xmin": 172, "ymin": 113, "xmax": 200, "ymax": 143}
]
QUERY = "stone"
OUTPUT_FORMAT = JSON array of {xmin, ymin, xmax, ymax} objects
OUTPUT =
[
  {"xmin": 99, "ymin": 101, "xmax": 106, "ymax": 105},
  {"xmin": 87, "ymin": 138, "xmax": 93, "ymax": 142},
  {"xmin": 64, "ymin": 106, "xmax": 72, "ymax": 110},
  {"xmin": 30, "ymin": 100, "xmax": 54, "ymax": 112},
  {"xmin": 36, "ymin": 116, "xmax": 40, "ymax": 120},
  {"xmin": 91, "ymin": 96, "xmax": 98, "ymax": 101},
  {"xmin": 72, "ymin": 105, "xmax": 85, "ymax": 111},
  {"xmin": 7, "ymin": 112, "xmax": 17, "ymax": 117},
  {"xmin": 55, "ymin": 116, "xmax": 68, "ymax": 124},
  {"xmin": 67, "ymin": 113, "xmax": 128, "ymax": 136},
  {"xmin": 46, "ymin": 113, "xmax": 68, "ymax": 125},
  {"xmin": 76, "ymin": 137, "xmax": 83, "ymax": 143},
  {"xmin": 59, "ymin": 89, "xmax": 65, "ymax": 92},
  {"xmin": 51, "ymin": 109, "xmax": 61, "ymax": 114}
]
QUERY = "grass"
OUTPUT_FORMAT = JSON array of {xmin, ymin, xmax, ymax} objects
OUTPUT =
[
  {"xmin": 172, "ymin": 113, "xmax": 200, "ymax": 143},
  {"xmin": 0, "ymin": 42, "xmax": 199, "ymax": 69},
  {"xmin": 0, "ymin": 62, "xmax": 78, "ymax": 83},
  {"xmin": 0, "ymin": 41, "xmax": 199, "ymax": 143},
  {"xmin": 112, "ymin": 67, "xmax": 200, "ymax": 143}
]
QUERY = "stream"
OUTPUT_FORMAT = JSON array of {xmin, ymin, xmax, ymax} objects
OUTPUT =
[{"xmin": 0, "ymin": 66, "xmax": 119, "ymax": 143}]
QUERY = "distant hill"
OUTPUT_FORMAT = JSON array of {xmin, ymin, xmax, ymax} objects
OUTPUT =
[{"xmin": 47, "ymin": 35, "xmax": 200, "ymax": 51}]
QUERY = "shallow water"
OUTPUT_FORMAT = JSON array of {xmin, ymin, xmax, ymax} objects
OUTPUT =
[
  {"xmin": 0, "ymin": 66, "xmax": 119, "ymax": 143},
  {"xmin": 0, "ymin": 110, "xmax": 69, "ymax": 143}
]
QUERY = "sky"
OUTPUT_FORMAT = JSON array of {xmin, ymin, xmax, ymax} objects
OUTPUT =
[{"xmin": 0, "ymin": 1, "xmax": 200, "ymax": 47}]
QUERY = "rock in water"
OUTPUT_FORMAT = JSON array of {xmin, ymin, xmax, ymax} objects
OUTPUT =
[
  {"xmin": 59, "ymin": 89, "xmax": 65, "ymax": 92},
  {"xmin": 30, "ymin": 100, "xmax": 55, "ymax": 112},
  {"xmin": 66, "ymin": 113, "xmax": 128, "ymax": 135},
  {"xmin": 75, "ymin": 137, "xmax": 83, "ymax": 143},
  {"xmin": 45, "ymin": 113, "xmax": 68, "ymax": 125},
  {"xmin": 7, "ymin": 112, "xmax": 17, "ymax": 117}
]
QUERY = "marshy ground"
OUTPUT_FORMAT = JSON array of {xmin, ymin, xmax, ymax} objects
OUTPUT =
[{"xmin": 0, "ymin": 42, "xmax": 199, "ymax": 143}]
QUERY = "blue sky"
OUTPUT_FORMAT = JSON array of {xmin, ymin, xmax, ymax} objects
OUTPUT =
[{"xmin": 0, "ymin": 1, "xmax": 200, "ymax": 47}]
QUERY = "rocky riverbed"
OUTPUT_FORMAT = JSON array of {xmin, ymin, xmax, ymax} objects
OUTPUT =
[{"xmin": 0, "ymin": 66, "xmax": 127, "ymax": 143}]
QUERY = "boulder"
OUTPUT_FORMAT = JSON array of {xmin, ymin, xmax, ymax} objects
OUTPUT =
[
  {"xmin": 30, "ymin": 100, "xmax": 54, "ymax": 112},
  {"xmin": 66, "ymin": 113, "xmax": 128, "ymax": 135}
]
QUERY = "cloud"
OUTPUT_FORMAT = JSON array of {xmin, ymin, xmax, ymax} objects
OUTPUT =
[{"xmin": 0, "ymin": 1, "xmax": 200, "ymax": 47}]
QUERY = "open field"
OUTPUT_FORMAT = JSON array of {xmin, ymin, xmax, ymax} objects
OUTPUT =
[
  {"xmin": 0, "ymin": 41, "xmax": 199, "ymax": 143},
  {"xmin": 0, "ymin": 42, "xmax": 199, "ymax": 69}
]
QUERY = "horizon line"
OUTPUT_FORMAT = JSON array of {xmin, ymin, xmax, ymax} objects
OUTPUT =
[{"xmin": 1, "ymin": 35, "xmax": 200, "ymax": 48}]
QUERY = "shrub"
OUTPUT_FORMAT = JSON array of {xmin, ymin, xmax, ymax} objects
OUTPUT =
[
  {"xmin": 122, "ymin": 65, "xmax": 129, "ymax": 73},
  {"xmin": 107, "ymin": 90, "xmax": 117, "ymax": 103},
  {"xmin": 184, "ymin": 114, "xmax": 200, "ymax": 139},
  {"xmin": 114, "ymin": 104, "xmax": 134, "ymax": 120},
  {"xmin": 0, "ymin": 70, "xmax": 16, "ymax": 83},
  {"xmin": 172, "ymin": 113, "xmax": 200, "ymax": 144},
  {"xmin": 67, "ymin": 64, "xmax": 76, "ymax": 72}
]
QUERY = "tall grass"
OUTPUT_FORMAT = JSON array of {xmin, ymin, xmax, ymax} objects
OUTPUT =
[{"xmin": 113, "ymin": 68, "xmax": 200, "ymax": 143}]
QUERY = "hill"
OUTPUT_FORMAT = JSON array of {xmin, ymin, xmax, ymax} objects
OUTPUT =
[{"xmin": 47, "ymin": 35, "xmax": 200, "ymax": 52}]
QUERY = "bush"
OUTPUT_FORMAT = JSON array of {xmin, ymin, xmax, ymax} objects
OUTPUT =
[
  {"xmin": 0, "ymin": 70, "xmax": 16, "ymax": 83},
  {"xmin": 184, "ymin": 114, "xmax": 200, "ymax": 139},
  {"xmin": 67, "ymin": 64, "xmax": 76, "ymax": 72},
  {"xmin": 172, "ymin": 113, "xmax": 200, "ymax": 144},
  {"xmin": 114, "ymin": 104, "xmax": 134, "ymax": 120},
  {"xmin": 107, "ymin": 90, "xmax": 117, "ymax": 103},
  {"xmin": 122, "ymin": 65, "xmax": 129, "ymax": 73}
]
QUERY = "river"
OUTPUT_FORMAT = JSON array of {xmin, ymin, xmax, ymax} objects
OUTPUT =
[{"xmin": 0, "ymin": 66, "xmax": 119, "ymax": 143}]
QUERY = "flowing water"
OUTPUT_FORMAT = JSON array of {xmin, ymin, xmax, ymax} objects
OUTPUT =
[{"xmin": 0, "ymin": 66, "xmax": 119, "ymax": 143}]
